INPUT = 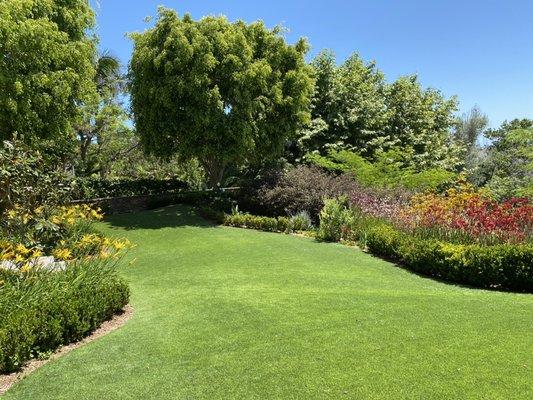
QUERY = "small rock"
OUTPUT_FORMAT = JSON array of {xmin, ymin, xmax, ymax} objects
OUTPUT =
[{"xmin": 0, "ymin": 260, "xmax": 18, "ymax": 271}]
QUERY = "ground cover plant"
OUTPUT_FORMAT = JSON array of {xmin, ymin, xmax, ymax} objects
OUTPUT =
[{"xmin": 3, "ymin": 205, "xmax": 532, "ymax": 399}]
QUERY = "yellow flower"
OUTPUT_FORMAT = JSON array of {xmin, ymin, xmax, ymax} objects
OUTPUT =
[
  {"xmin": 53, "ymin": 248, "xmax": 72, "ymax": 261},
  {"xmin": 20, "ymin": 263, "xmax": 31, "ymax": 273},
  {"xmin": 32, "ymin": 249, "xmax": 43, "ymax": 258}
]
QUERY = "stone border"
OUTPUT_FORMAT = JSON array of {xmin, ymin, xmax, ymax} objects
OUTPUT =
[{"xmin": 0, "ymin": 305, "xmax": 134, "ymax": 396}]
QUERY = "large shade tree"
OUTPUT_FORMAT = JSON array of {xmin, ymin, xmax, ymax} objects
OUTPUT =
[
  {"xmin": 0, "ymin": 0, "xmax": 97, "ymax": 146},
  {"xmin": 129, "ymin": 8, "xmax": 314, "ymax": 187}
]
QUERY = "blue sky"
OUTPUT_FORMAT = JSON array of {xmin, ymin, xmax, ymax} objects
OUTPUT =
[{"xmin": 92, "ymin": 0, "xmax": 533, "ymax": 128}]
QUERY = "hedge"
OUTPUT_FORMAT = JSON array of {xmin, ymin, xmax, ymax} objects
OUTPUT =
[
  {"xmin": 222, "ymin": 212, "xmax": 313, "ymax": 233},
  {"xmin": 73, "ymin": 177, "xmax": 189, "ymax": 200},
  {"xmin": 365, "ymin": 225, "xmax": 533, "ymax": 292},
  {"xmin": 0, "ymin": 261, "xmax": 129, "ymax": 373}
]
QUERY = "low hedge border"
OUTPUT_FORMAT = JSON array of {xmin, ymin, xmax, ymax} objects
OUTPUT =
[
  {"xmin": 365, "ymin": 225, "xmax": 533, "ymax": 292},
  {"xmin": 218, "ymin": 212, "xmax": 313, "ymax": 234},
  {"xmin": 0, "ymin": 262, "xmax": 129, "ymax": 373}
]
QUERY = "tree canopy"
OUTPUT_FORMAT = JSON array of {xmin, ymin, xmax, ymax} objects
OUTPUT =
[
  {"xmin": 299, "ymin": 51, "xmax": 461, "ymax": 171},
  {"xmin": 129, "ymin": 8, "xmax": 314, "ymax": 186},
  {"xmin": 0, "ymin": 0, "xmax": 97, "ymax": 145}
]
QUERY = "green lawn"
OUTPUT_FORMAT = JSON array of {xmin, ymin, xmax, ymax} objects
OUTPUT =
[{"xmin": 4, "ymin": 205, "xmax": 533, "ymax": 399}]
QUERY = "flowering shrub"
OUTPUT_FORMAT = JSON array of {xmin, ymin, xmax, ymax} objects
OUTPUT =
[
  {"xmin": 349, "ymin": 188, "xmax": 409, "ymax": 220},
  {"xmin": 402, "ymin": 183, "xmax": 532, "ymax": 244},
  {"xmin": 1, "ymin": 204, "xmax": 131, "ymax": 270},
  {"xmin": 0, "ymin": 140, "xmax": 71, "ymax": 214},
  {"xmin": 258, "ymin": 165, "xmax": 361, "ymax": 222}
]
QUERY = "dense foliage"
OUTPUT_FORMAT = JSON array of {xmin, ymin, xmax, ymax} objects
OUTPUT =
[
  {"xmin": 72, "ymin": 177, "xmax": 189, "ymax": 200},
  {"xmin": 0, "ymin": 262, "xmax": 129, "ymax": 373},
  {"xmin": 298, "ymin": 51, "xmax": 462, "ymax": 170},
  {"xmin": 0, "ymin": 0, "xmax": 97, "ymax": 147},
  {"xmin": 130, "ymin": 8, "xmax": 314, "ymax": 187},
  {"xmin": 366, "ymin": 225, "xmax": 532, "ymax": 292},
  {"xmin": 308, "ymin": 150, "xmax": 456, "ymax": 191},
  {"xmin": 480, "ymin": 125, "xmax": 533, "ymax": 199},
  {"xmin": 0, "ymin": 138, "xmax": 131, "ymax": 374},
  {"xmin": 258, "ymin": 165, "xmax": 360, "ymax": 221},
  {"xmin": 0, "ymin": 140, "xmax": 71, "ymax": 214}
]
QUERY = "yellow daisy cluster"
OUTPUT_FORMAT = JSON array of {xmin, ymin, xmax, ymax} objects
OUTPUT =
[
  {"xmin": 50, "ymin": 204, "xmax": 104, "ymax": 226},
  {"xmin": 0, "ymin": 242, "xmax": 42, "ymax": 263}
]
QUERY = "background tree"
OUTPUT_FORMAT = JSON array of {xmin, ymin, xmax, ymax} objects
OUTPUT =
[
  {"xmin": 299, "ymin": 53, "xmax": 460, "ymax": 171},
  {"xmin": 0, "ymin": 0, "xmax": 97, "ymax": 147},
  {"xmin": 478, "ymin": 119, "xmax": 533, "ymax": 199},
  {"xmin": 455, "ymin": 106, "xmax": 489, "ymax": 150},
  {"xmin": 384, "ymin": 75, "xmax": 461, "ymax": 170},
  {"xmin": 454, "ymin": 105, "xmax": 489, "ymax": 170},
  {"xmin": 299, "ymin": 51, "xmax": 387, "ymax": 158},
  {"xmin": 129, "ymin": 9, "xmax": 314, "ymax": 187},
  {"xmin": 75, "ymin": 51, "xmax": 134, "ymax": 177}
]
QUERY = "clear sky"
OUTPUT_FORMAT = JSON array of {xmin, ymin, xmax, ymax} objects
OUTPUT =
[{"xmin": 91, "ymin": 0, "xmax": 533, "ymax": 128}]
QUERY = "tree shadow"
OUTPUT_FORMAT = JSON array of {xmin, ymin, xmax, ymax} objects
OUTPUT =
[{"xmin": 104, "ymin": 205, "xmax": 215, "ymax": 231}]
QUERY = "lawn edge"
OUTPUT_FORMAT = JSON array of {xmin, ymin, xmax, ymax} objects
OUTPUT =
[{"xmin": 0, "ymin": 304, "xmax": 134, "ymax": 396}]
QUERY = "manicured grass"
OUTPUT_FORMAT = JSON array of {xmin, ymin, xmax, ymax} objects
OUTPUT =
[{"xmin": 4, "ymin": 205, "xmax": 533, "ymax": 399}]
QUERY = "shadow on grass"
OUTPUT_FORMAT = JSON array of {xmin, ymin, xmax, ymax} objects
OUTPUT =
[{"xmin": 105, "ymin": 205, "xmax": 214, "ymax": 231}]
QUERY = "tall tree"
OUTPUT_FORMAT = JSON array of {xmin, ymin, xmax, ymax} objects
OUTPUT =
[
  {"xmin": 76, "ymin": 51, "xmax": 134, "ymax": 177},
  {"xmin": 299, "ymin": 51, "xmax": 387, "ymax": 158},
  {"xmin": 453, "ymin": 105, "xmax": 489, "ymax": 171},
  {"xmin": 455, "ymin": 106, "xmax": 489, "ymax": 150},
  {"xmin": 129, "ymin": 8, "xmax": 314, "ymax": 187},
  {"xmin": 0, "ymin": 0, "xmax": 97, "ymax": 146},
  {"xmin": 384, "ymin": 75, "xmax": 461, "ymax": 170}
]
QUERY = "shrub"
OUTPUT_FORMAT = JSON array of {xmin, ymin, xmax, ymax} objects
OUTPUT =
[
  {"xmin": 401, "ymin": 182, "xmax": 533, "ymax": 244},
  {"xmin": 317, "ymin": 199, "xmax": 384, "ymax": 244},
  {"xmin": 277, "ymin": 217, "xmax": 290, "ymax": 233},
  {"xmin": 317, "ymin": 197, "xmax": 354, "ymax": 242},
  {"xmin": 258, "ymin": 165, "xmax": 360, "ymax": 222},
  {"xmin": 73, "ymin": 177, "xmax": 189, "ymax": 200},
  {"xmin": 223, "ymin": 212, "xmax": 312, "ymax": 234},
  {"xmin": 0, "ymin": 260, "xmax": 129, "ymax": 373},
  {"xmin": 0, "ymin": 140, "xmax": 72, "ymax": 214},
  {"xmin": 289, "ymin": 211, "xmax": 313, "ymax": 232},
  {"xmin": 365, "ymin": 225, "xmax": 533, "ymax": 291}
]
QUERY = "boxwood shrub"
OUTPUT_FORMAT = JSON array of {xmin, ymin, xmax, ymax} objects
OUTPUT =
[
  {"xmin": 366, "ymin": 225, "xmax": 533, "ymax": 292},
  {"xmin": 0, "ymin": 261, "xmax": 129, "ymax": 373},
  {"xmin": 223, "ymin": 212, "xmax": 313, "ymax": 233}
]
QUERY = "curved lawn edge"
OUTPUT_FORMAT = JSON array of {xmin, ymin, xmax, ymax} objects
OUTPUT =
[{"xmin": 0, "ymin": 305, "xmax": 134, "ymax": 396}]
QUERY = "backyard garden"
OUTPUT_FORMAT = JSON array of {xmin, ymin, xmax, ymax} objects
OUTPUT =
[{"xmin": 0, "ymin": 1, "xmax": 532, "ymax": 399}]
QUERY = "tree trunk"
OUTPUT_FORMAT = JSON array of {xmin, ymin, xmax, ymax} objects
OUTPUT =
[{"xmin": 203, "ymin": 157, "xmax": 227, "ymax": 189}]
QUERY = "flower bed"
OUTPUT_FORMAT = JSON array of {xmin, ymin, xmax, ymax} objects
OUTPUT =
[{"xmin": 0, "ymin": 260, "xmax": 129, "ymax": 373}]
